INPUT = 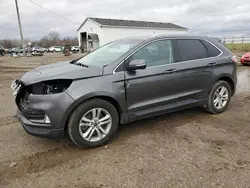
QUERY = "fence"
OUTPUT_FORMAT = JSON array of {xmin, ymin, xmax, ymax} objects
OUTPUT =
[{"xmin": 222, "ymin": 36, "xmax": 250, "ymax": 44}]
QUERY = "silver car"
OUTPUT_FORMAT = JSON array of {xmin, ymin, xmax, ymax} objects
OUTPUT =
[{"xmin": 32, "ymin": 46, "xmax": 47, "ymax": 53}]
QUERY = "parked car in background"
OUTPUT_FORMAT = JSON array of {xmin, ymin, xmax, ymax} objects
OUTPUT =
[
  {"xmin": 241, "ymin": 52, "xmax": 250, "ymax": 65},
  {"xmin": 11, "ymin": 35, "xmax": 237, "ymax": 148},
  {"xmin": 0, "ymin": 45, "xmax": 5, "ymax": 56},
  {"xmin": 71, "ymin": 46, "xmax": 80, "ymax": 52},
  {"xmin": 32, "ymin": 46, "xmax": 48, "ymax": 53},
  {"xmin": 43, "ymin": 47, "xmax": 48, "ymax": 52},
  {"xmin": 48, "ymin": 46, "xmax": 62, "ymax": 52},
  {"xmin": 9, "ymin": 47, "xmax": 24, "ymax": 54}
]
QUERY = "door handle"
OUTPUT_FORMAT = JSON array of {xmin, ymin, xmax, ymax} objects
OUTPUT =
[
  {"xmin": 207, "ymin": 62, "xmax": 217, "ymax": 67},
  {"xmin": 164, "ymin": 69, "xmax": 177, "ymax": 74}
]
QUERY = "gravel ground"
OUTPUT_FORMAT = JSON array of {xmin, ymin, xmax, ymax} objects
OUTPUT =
[{"xmin": 0, "ymin": 53, "xmax": 250, "ymax": 188}]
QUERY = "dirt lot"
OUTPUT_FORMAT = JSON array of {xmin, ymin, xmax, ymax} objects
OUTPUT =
[{"xmin": 0, "ymin": 53, "xmax": 250, "ymax": 188}]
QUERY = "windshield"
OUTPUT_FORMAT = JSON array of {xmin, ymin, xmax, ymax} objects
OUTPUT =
[{"xmin": 76, "ymin": 39, "xmax": 143, "ymax": 67}]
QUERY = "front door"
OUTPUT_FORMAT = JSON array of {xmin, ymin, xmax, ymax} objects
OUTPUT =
[{"xmin": 125, "ymin": 39, "xmax": 182, "ymax": 121}]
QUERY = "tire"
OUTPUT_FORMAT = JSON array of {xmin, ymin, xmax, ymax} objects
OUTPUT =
[
  {"xmin": 53, "ymin": 50, "xmax": 56, "ymax": 52},
  {"xmin": 204, "ymin": 80, "xmax": 232, "ymax": 114},
  {"xmin": 68, "ymin": 99, "xmax": 119, "ymax": 148}
]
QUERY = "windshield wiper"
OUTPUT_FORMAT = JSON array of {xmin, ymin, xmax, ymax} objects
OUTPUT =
[
  {"xmin": 70, "ymin": 59, "xmax": 77, "ymax": 64},
  {"xmin": 70, "ymin": 60, "xmax": 89, "ymax": 68},
  {"xmin": 75, "ymin": 63, "xmax": 89, "ymax": 68}
]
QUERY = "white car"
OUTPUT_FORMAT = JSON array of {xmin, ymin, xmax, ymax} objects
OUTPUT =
[
  {"xmin": 71, "ymin": 46, "xmax": 80, "ymax": 52},
  {"xmin": 49, "ymin": 46, "xmax": 62, "ymax": 52},
  {"xmin": 32, "ymin": 46, "xmax": 47, "ymax": 53}
]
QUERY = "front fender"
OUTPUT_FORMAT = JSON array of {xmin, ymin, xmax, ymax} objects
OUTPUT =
[
  {"xmin": 61, "ymin": 72, "xmax": 126, "ymax": 127},
  {"xmin": 60, "ymin": 91, "xmax": 126, "ymax": 129}
]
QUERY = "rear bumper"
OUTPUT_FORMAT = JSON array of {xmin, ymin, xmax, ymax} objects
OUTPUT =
[{"xmin": 17, "ymin": 109, "xmax": 64, "ymax": 138}]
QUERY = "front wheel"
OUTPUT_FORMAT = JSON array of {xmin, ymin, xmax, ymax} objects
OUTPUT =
[
  {"xmin": 204, "ymin": 80, "xmax": 232, "ymax": 114},
  {"xmin": 68, "ymin": 99, "xmax": 119, "ymax": 148}
]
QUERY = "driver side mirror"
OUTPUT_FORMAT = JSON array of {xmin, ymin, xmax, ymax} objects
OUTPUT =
[{"xmin": 127, "ymin": 59, "xmax": 146, "ymax": 71}]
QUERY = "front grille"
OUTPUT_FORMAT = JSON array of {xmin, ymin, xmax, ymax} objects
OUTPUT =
[
  {"xmin": 16, "ymin": 83, "xmax": 45, "ymax": 122},
  {"xmin": 18, "ymin": 91, "xmax": 29, "ymax": 111}
]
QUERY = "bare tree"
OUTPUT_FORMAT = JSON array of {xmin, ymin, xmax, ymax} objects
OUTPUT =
[
  {"xmin": 0, "ymin": 32, "xmax": 78, "ymax": 48},
  {"xmin": 48, "ymin": 31, "xmax": 60, "ymax": 45},
  {"xmin": 0, "ymin": 39, "xmax": 13, "ymax": 48},
  {"xmin": 39, "ymin": 36, "xmax": 50, "ymax": 47}
]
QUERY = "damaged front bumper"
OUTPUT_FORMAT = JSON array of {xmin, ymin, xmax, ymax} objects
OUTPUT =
[
  {"xmin": 17, "ymin": 109, "xmax": 65, "ymax": 138},
  {"xmin": 14, "ymin": 82, "xmax": 75, "ymax": 139}
]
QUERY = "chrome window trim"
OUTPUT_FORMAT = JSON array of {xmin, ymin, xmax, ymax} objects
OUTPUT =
[{"xmin": 112, "ymin": 38, "xmax": 223, "ymax": 74}]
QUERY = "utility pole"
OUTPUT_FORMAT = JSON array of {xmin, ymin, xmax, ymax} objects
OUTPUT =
[{"xmin": 15, "ymin": 0, "xmax": 25, "ymax": 56}]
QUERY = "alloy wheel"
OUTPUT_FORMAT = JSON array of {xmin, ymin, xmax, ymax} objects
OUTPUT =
[
  {"xmin": 79, "ymin": 108, "xmax": 112, "ymax": 142},
  {"xmin": 213, "ymin": 86, "xmax": 229, "ymax": 109}
]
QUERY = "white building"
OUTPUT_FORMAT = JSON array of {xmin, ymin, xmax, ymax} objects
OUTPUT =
[{"xmin": 77, "ymin": 17, "xmax": 188, "ymax": 51}]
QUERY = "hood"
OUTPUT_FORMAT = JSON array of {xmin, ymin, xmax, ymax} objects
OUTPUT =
[
  {"xmin": 20, "ymin": 61, "xmax": 103, "ymax": 85},
  {"xmin": 243, "ymin": 52, "xmax": 250, "ymax": 57}
]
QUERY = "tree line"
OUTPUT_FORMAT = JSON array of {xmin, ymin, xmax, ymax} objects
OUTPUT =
[{"xmin": 0, "ymin": 31, "xmax": 78, "ymax": 48}]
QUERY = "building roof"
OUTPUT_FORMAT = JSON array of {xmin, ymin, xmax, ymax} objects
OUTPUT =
[{"xmin": 77, "ymin": 17, "xmax": 187, "ymax": 31}]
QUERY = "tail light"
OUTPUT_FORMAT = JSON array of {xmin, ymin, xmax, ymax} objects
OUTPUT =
[{"xmin": 230, "ymin": 55, "xmax": 238, "ymax": 63}]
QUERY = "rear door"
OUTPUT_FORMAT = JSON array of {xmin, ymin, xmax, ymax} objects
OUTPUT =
[{"xmin": 171, "ymin": 39, "xmax": 221, "ymax": 101}]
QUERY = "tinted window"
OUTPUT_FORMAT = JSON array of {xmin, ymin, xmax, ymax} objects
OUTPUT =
[
  {"xmin": 176, "ymin": 39, "xmax": 208, "ymax": 62},
  {"xmin": 201, "ymin": 40, "xmax": 221, "ymax": 57},
  {"xmin": 130, "ymin": 40, "xmax": 173, "ymax": 67}
]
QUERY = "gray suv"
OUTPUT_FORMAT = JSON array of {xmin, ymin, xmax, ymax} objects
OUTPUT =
[{"xmin": 11, "ymin": 35, "xmax": 237, "ymax": 148}]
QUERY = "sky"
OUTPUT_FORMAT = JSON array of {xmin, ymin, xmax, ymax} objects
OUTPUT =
[{"xmin": 0, "ymin": 0, "xmax": 250, "ymax": 40}]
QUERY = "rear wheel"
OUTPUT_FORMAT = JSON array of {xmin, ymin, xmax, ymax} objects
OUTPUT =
[
  {"xmin": 68, "ymin": 99, "xmax": 119, "ymax": 148},
  {"xmin": 204, "ymin": 80, "xmax": 231, "ymax": 114}
]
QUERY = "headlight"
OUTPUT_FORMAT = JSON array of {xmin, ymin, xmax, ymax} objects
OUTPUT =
[
  {"xmin": 30, "ymin": 79, "xmax": 72, "ymax": 95},
  {"xmin": 242, "ymin": 55, "xmax": 245, "ymax": 58}
]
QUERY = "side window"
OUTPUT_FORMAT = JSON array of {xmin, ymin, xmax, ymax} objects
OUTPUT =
[
  {"xmin": 201, "ymin": 40, "xmax": 221, "ymax": 57},
  {"xmin": 130, "ymin": 40, "xmax": 173, "ymax": 67},
  {"xmin": 176, "ymin": 39, "xmax": 208, "ymax": 62}
]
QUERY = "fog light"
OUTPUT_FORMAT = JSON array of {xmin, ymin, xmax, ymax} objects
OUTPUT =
[{"xmin": 44, "ymin": 114, "xmax": 51, "ymax": 124}]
